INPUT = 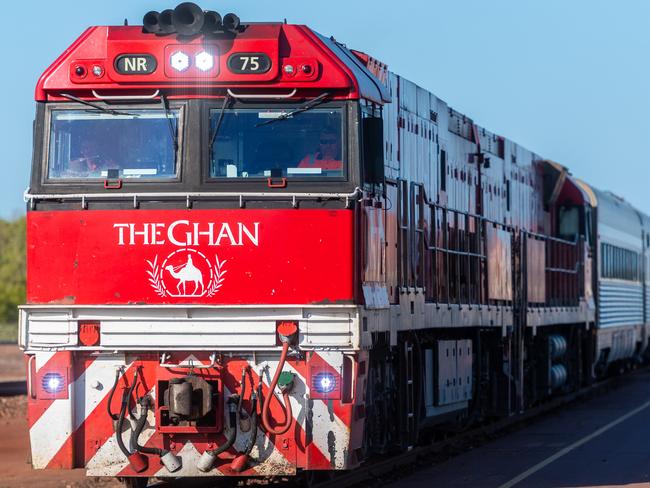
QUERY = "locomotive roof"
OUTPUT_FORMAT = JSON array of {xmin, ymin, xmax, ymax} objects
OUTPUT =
[
  {"xmin": 35, "ymin": 18, "xmax": 648, "ymax": 233},
  {"xmin": 587, "ymin": 184, "xmax": 649, "ymax": 242},
  {"xmin": 35, "ymin": 24, "xmax": 390, "ymax": 104}
]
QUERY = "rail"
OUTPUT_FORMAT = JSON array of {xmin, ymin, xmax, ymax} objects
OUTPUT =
[
  {"xmin": 391, "ymin": 180, "xmax": 584, "ymax": 308},
  {"xmin": 524, "ymin": 230, "xmax": 583, "ymax": 308},
  {"xmin": 314, "ymin": 367, "xmax": 642, "ymax": 488},
  {"xmin": 0, "ymin": 380, "xmax": 27, "ymax": 397},
  {"xmin": 24, "ymin": 187, "xmax": 362, "ymax": 210}
]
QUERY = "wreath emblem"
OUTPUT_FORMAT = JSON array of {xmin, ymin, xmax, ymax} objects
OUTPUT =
[
  {"xmin": 206, "ymin": 255, "xmax": 228, "ymax": 297},
  {"xmin": 146, "ymin": 252, "xmax": 227, "ymax": 298}
]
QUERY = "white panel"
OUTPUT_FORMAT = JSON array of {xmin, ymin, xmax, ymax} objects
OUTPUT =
[
  {"xmin": 21, "ymin": 305, "xmax": 360, "ymax": 350},
  {"xmin": 27, "ymin": 311, "xmax": 77, "ymax": 346},
  {"xmin": 101, "ymin": 320, "xmax": 277, "ymax": 347},
  {"xmin": 305, "ymin": 312, "xmax": 352, "ymax": 346},
  {"xmin": 598, "ymin": 280, "xmax": 644, "ymax": 328},
  {"xmin": 436, "ymin": 340, "xmax": 457, "ymax": 405},
  {"xmin": 456, "ymin": 339, "xmax": 473, "ymax": 401}
]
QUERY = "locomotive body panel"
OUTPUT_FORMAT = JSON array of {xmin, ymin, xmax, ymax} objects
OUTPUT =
[{"xmin": 27, "ymin": 209, "xmax": 354, "ymax": 306}]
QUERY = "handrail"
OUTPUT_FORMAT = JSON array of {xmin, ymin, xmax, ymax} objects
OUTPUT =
[
  {"xmin": 27, "ymin": 355, "xmax": 36, "ymax": 399},
  {"xmin": 523, "ymin": 229, "xmax": 578, "ymax": 247},
  {"xmin": 226, "ymin": 88, "xmax": 297, "ymax": 100},
  {"xmin": 91, "ymin": 90, "xmax": 160, "ymax": 100},
  {"xmin": 25, "ymin": 187, "xmax": 362, "ymax": 209},
  {"xmin": 390, "ymin": 178, "xmax": 584, "ymax": 308},
  {"xmin": 160, "ymin": 352, "xmax": 218, "ymax": 369}
]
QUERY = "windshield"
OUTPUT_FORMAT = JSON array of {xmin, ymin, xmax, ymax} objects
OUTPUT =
[
  {"xmin": 209, "ymin": 106, "xmax": 344, "ymax": 179},
  {"xmin": 47, "ymin": 108, "xmax": 180, "ymax": 179}
]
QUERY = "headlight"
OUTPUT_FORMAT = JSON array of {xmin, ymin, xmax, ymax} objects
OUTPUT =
[
  {"xmin": 170, "ymin": 51, "xmax": 190, "ymax": 72},
  {"xmin": 312, "ymin": 372, "xmax": 336, "ymax": 394},
  {"xmin": 195, "ymin": 51, "xmax": 214, "ymax": 72},
  {"xmin": 42, "ymin": 372, "xmax": 65, "ymax": 394}
]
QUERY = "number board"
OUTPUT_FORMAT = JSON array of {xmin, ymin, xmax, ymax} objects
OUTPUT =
[
  {"xmin": 227, "ymin": 53, "xmax": 272, "ymax": 74},
  {"xmin": 114, "ymin": 54, "xmax": 157, "ymax": 75}
]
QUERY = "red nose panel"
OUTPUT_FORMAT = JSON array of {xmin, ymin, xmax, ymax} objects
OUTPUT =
[{"xmin": 27, "ymin": 209, "xmax": 354, "ymax": 305}]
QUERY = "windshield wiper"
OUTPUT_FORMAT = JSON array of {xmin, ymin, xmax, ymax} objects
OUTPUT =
[
  {"xmin": 254, "ymin": 92, "xmax": 330, "ymax": 127},
  {"xmin": 160, "ymin": 94, "xmax": 178, "ymax": 152},
  {"xmin": 59, "ymin": 93, "xmax": 140, "ymax": 117},
  {"xmin": 208, "ymin": 94, "xmax": 232, "ymax": 163}
]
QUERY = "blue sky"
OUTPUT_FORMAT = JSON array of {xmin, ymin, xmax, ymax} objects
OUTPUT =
[{"xmin": 1, "ymin": 0, "xmax": 648, "ymax": 218}]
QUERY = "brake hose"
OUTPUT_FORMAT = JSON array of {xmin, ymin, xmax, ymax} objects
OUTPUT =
[
  {"xmin": 131, "ymin": 396, "xmax": 182, "ymax": 473},
  {"xmin": 261, "ymin": 340, "xmax": 293, "ymax": 435},
  {"xmin": 209, "ymin": 396, "xmax": 239, "ymax": 456},
  {"xmin": 243, "ymin": 390, "xmax": 259, "ymax": 455},
  {"xmin": 230, "ymin": 387, "xmax": 260, "ymax": 473},
  {"xmin": 197, "ymin": 395, "xmax": 240, "ymax": 472},
  {"xmin": 107, "ymin": 369, "xmax": 120, "ymax": 421},
  {"xmin": 115, "ymin": 369, "xmax": 139, "ymax": 459},
  {"xmin": 238, "ymin": 368, "xmax": 247, "ymax": 416},
  {"xmin": 131, "ymin": 398, "xmax": 163, "ymax": 456}
]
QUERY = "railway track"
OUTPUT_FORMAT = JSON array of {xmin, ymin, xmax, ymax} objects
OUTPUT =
[
  {"xmin": 313, "ymin": 369, "xmax": 641, "ymax": 488},
  {"xmin": 0, "ymin": 380, "xmax": 26, "ymax": 397},
  {"xmin": 0, "ymin": 370, "xmax": 636, "ymax": 487}
]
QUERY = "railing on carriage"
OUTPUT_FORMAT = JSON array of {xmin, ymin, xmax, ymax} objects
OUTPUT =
[{"xmin": 392, "ymin": 180, "xmax": 583, "ymax": 309}]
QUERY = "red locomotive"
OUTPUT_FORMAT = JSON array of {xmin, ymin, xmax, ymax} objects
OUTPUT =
[{"xmin": 20, "ymin": 3, "xmax": 650, "ymax": 485}]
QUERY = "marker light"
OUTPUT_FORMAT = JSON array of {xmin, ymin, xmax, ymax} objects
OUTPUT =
[
  {"xmin": 195, "ymin": 51, "xmax": 214, "ymax": 72},
  {"xmin": 312, "ymin": 372, "xmax": 336, "ymax": 394},
  {"xmin": 42, "ymin": 372, "xmax": 65, "ymax": 394},
  {"xmin": 283, "ymin": 65, "xmax": 295, "ymax": 75},
  {"xmin": 170, "ymin": 51, "xmax": 190, "ymax": 72},
  {"xmin": 92, "ymin": 65, "xmax": 104, "ymax": 77}
]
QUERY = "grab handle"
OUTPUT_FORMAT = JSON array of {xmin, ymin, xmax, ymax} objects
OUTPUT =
[
  {"xmin": 227, "ymin": 88, "xmax": 296, "ymax": 100},
  {"xmin": 27, "ymin": 355, "xmax": 36, "ymax": 399},
  {"xmin": 267, "ymin": 177, "xmax": 287, "ymax": 188}
]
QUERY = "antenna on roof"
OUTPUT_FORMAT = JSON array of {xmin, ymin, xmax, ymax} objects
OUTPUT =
[{"xmin": 124, "ymin": 18, "xmax": 128, "ymax": 26}]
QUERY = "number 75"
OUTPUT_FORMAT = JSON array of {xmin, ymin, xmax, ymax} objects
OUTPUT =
[{"xmin": 240, "ymin": 56, "xmax": 260, "ymax": 71}]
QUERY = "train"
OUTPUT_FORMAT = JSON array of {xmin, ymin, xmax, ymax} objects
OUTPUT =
[{"xmin": 19, "ymin": 3, "xmax": 649, "ymax": 486}]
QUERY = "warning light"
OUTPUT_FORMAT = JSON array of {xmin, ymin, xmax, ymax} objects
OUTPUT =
[{"xmin": 79, "ymin": 321, "xmax": 101, "ymax": 346}]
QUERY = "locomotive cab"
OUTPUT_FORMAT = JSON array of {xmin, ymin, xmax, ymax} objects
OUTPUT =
[{"xmin": 21, "ymin": 5, "xmax": 391, "ymax": 479}]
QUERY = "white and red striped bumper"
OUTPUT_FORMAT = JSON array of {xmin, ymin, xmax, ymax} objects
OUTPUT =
[{"xmin": 22, "ymin": 306, "xmax": 368, "ymax": 477}]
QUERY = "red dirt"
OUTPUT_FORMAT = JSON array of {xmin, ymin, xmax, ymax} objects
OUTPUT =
[{"xmin": 0, "ymin": 395, "xmax": 121, "ymax": 488}]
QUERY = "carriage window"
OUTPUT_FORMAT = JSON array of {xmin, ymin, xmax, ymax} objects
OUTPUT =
[
  {"xmin": 47, "ymin": 109, "xmax": 180, "ymax": 179},
  {"xmin": 209, "ymin": 107, "xmax": 344, "ymax": 179},
  {"xmin": 601, "ymin": 243, "xmax": 640, "ymax": 281}
]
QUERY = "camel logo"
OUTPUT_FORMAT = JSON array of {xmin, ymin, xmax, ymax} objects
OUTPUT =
[{"xmin": 146, "ymin": 249, "xmax": 227, "ymax": 298}]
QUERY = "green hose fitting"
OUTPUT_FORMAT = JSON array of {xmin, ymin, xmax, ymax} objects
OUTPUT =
[{"xmin": 277, "ymin": 371, "xmax": 295, "ymax": 393}]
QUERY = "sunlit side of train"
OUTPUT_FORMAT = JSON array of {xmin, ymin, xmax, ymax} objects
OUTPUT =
[{"xmin": 19, "ymin": 3, "xmax": 649, "ymax": 485}]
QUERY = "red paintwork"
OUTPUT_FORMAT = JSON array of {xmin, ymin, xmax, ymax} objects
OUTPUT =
[
  {"xmin": 35, "ymin": 24, "xmax": 376, "ymax": 102},
  {"xmin": 27, "ymin": 209, "xmax": 354, "ymax": 305}
]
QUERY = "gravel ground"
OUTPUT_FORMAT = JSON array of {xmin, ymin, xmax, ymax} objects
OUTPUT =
[
  {"xmin": 0, "ymin": 394, "xmax": 122, "ymax": 488},
  {"xmin": 0, "ymin": 395, "xmax": 26, "ymax": 420},
  {"xmin": 0, "ymin": 348, "xmax": 121, "ymax": 486}
]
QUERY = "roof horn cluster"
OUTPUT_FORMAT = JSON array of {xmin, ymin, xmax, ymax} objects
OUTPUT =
[{"xmin": 143, "ymin": 2, "xmax": 242, "ymax": 36}]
